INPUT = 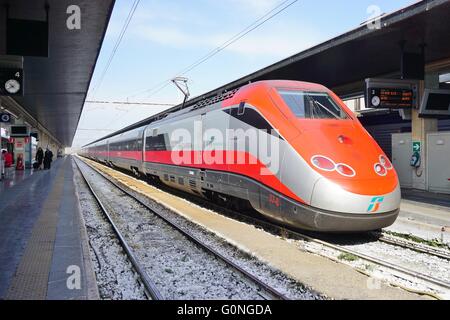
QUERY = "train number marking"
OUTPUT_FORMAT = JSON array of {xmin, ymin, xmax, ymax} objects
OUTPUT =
[{"xmin": 269, "ymin": 194, "xmax": 280, "ymax": 207}]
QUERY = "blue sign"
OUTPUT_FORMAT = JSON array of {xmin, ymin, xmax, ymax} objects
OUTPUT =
[{"xmin": 0, "ymin": 113, "xmax": 11, "ymax": 123}]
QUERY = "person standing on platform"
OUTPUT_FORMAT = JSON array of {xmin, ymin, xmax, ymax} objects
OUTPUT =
[
  {"xmin": 0, "ymin": 149, "xmax": 5, "ymax": 180},
  {"xmin": 43, "ymin": 147, "xmax": 53, "ymax": 170},
  {"xmin": 5, "ymin": 150, "xmax": 13, "ymax": 168},
  {"xmin": 36, "ymin": 147, "xmax": 44, "ymax": 170}
]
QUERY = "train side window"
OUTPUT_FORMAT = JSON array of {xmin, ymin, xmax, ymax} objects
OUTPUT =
[
  {"xmin": 137, "ymin": 139, "xmax": 142, "ymax": 150},
  {"xmin": 146, "ymin": 134, "xmax": 167, "ymax": 151},
  {"xmin": 238, "ymin": 101, "xmax": 245, "ymax": 115}
]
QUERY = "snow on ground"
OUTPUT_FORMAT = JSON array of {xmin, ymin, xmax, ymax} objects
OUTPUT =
[
  {"xmin": 73, "ymin": 161, "xmax": 146, "ymax": 300},
  {"xmin": 78, "ymin": 159, "xmax": 324, "ymax": 300},
  {"xmin": 297, "ymin": 238, "xmax": 450, "ymax": 299},
  {"xmin": 81, "ymin": 157, "xmax": 450, "ymax": 299}
]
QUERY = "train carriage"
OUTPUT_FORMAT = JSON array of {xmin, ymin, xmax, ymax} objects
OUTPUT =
[{"xmin": 81, "ymin": 80, "xmax": 400, "ymax": 232}]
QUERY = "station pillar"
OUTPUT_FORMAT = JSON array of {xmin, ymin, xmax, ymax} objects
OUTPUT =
[{"xmin": 411, "ymin": 73, "xmax": 439, "ymax": 190}]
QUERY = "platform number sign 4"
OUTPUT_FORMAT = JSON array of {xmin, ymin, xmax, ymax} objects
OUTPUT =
[{"xmin": 0, "ymin": 68, "xmax": 23, "ymax": 96}]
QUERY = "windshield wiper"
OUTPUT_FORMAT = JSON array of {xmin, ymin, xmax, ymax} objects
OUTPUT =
[{"xmin": 315, "ymin": 100, "xmax": 340, "ymax": 119}]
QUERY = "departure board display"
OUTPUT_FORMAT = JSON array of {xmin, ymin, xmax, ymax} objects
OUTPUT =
[{"xmin": 367, "ymin": 88, "xmax": 414, "ymax": 109}]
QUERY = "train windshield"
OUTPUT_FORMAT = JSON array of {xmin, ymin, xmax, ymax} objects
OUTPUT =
[{"xmin": 278, "ymin": 90, "xmax": 350, "ymax": 120}]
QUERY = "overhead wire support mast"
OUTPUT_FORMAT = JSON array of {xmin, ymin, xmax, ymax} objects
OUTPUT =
[
  {"xmin": 127, "ymin": 0, "xmax": 299, "ymax": 100},
  {"xmin": 171, "ymin": 77, "xmax": 190, "ymax": 108}
]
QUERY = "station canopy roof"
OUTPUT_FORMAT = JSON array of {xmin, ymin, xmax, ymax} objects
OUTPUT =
[
  {"xmin": 0, "ymin": 0, "xmax": 115, "ymax": 146},
  {"xmin": 86, "ymin": 0, "xmax": 450, "ymax": 146}
]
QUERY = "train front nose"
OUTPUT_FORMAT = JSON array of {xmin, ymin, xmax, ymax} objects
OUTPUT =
[
  {"xmin": 295, "ymin": 124, "xmax": 401, "ymax": 212},
  {"xmin": 307, "ymin": 178, "xmax": 401, "ymax": 232},
  {"xmin": 310, "ymin": 176, "xmax": 401, "ymax": 214}
]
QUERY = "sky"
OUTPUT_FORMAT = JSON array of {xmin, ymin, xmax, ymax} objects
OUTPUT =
[{"xmin": 71, "ymin": 0, "xmax": 418, "ymax": 148}]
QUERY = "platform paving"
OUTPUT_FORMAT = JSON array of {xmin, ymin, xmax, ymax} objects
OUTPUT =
[
  {"xmin": 0, "ymin": 157, "xmax": 98, "ymax": 300},
  {"xmin": 387, "ymin": 190, "xmax": 450, "ymax": 244}
]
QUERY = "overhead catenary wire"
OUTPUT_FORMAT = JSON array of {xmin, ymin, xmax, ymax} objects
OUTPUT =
[
  {"xmin": 83, "ymin": 0, "xmax": 299, "ymax": 137},
  {"xmin": 128, "ymin": 0, "xmax": 299, "ymax": 100},
  {"xmin": 77, "ymin": 128, "xmax": 116, "ymax": 131},
  {"xmin": 85, "ymin": 100, "xmax": 175, "ymax": 107},
  {"xmin": 177, "ymin": 0, "xmax": 299, "ymax": 76},
  {"xmin": 89, "ymin": 0, "xmax": 141, "ymax": 98}
]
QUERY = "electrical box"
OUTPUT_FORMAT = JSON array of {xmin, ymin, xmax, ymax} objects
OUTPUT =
[
  {"xmin": 392, "ymin": 133, "xmax": 413, "ymax": 188},
  {"xmin": 427, "ymin": 132, "xmax": 450, "ymax": 194}
]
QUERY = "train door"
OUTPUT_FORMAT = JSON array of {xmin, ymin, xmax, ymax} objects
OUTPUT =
[
  {"xmin": 198, "ymin": 107, "xmax": 232, "ymax": 196},
  {"xmin": 427, "ymin": 132, "xmax": 450, "ymax": 194},
  {"xmin": 106, "ymin": 140, "xmax": 109, "ymax": 163},
  {"xmin": 140, "ymin": 128, "xmax": 146, "ymax": 172},
  {"xmin": 201, "ymin": 108, "xmax": 229, "ymax": 168},
  {"xmin": 133, "ymin": 129, "xmax": 142, "ymax": 173}
]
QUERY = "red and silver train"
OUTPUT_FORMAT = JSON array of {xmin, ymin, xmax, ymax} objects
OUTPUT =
[{"xmin": 80, "ymin": 80, "xmax": 400, "ymax": 232}]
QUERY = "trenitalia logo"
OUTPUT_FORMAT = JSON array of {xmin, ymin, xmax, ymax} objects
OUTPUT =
[{"xmin": 367, "ymin": 196, "xmax": 384, "ymax": 213}]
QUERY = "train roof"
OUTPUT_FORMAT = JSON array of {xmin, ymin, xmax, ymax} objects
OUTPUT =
[{"xmin": 82, "ymin": 80, "xmax": 328, "ymax": 147}]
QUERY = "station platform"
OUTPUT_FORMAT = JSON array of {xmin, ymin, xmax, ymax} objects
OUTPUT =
[
  {"xmin": 387, "ymin": 189, "xmax": 450, "ymax": 244},
  {"xmin": 401, "ymin": 188, "xmax": 450, "ymax": 209},
  {"xmin": 0, "ymin": 156, "xmax": 98, "ymax": 300}
]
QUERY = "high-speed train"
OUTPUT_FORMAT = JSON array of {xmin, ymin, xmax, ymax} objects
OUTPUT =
[{"xmin": 80, "ymin": 80, "xmax": 400, "ymax": 232}]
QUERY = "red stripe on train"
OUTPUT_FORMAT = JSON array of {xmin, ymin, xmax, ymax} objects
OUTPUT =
[
  {"xmin": 89, "ymin": 149, "xmax": 304, "ymax": 204},
  {"xmin": 144, "ymin": 150, "xmax": 303, "ymax": 202}
]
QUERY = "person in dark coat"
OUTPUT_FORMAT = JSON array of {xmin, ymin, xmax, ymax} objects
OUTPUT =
[
  {"xmin": 43, "ymin": 148, "xmax": 53, "ymax": 170},
  {"xmin": 36, "ymin": 147, "xmax": 44, "ymax": 169}
]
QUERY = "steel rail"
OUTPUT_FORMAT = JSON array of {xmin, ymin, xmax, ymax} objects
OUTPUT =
[
  {"xmin": 376, "ymin": 233, "xmax": 450, "ymax": 261},
  {"xmin": 125, "ymin": 170, "xmax": 450, "ymax": 293},
  {"xmin": 212, "ymin": 208, "xmax": 450, "ymax": 292},
  {"xmin": 74, "ymin": 158, "xmax": 164, "ymax": 300},
  {"xmin": 78, "ymin": 156, "xmax": 450, "ymax": 295},
  {"xmin": 76, "ymin": 156, "xmax": 288, "ymax": 300}
]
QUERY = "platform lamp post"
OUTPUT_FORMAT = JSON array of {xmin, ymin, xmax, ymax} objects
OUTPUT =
[{"xmin": 171, "ymin": 77, "xmax": 190, "ymax": 109}]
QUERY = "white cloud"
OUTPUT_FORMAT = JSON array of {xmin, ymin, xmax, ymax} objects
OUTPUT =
[
  {"xmin": 226, "ymin": 0, "xmax": 283, "ymax": 14},
  {"xmin": 134, "ymin": 22, "xmax": 321, "ymax": 59},
  {"xmin": 135, "ymin": 26, "xmax": 197, "ymax": 47}
]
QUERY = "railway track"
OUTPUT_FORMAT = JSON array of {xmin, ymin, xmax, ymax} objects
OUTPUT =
[
  {"xmin": 78, "ymin": 156, "xmax": 450, "ymax": 298},
  {"xmin": 205, "ymin": 205, "xmax": 450, "ymax": 297},
  {"xmin": 75, "ymin": 157, "xmax": 289, "ymax": 300},
  {"xmin": 74, "ymin": 158, "xmax": 163, "ymax": 300},
  {"xmin": 374, "ymin": 232, "xmax": 450, "ymax": 261},
  {"xmin": 213, "ymin": 207, "xmax": 450, "ymax": 296}
]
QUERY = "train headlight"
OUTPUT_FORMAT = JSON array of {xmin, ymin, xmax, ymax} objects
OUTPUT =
[
  {"xmin": 379, "ymin": 155, "xmax": 393, "ymax": 170},
  {"xmin": 311, "ymin": 155, "xmax": 335, "ymax": 171},
  {"xmin": 374, "ymin": 163, "xmax": 387, "ymax": 176},
  {"xmin": 311, "ymin": 155, "xmax": 356, "ymax": 177},
  {"xmin": 336, "ymin": 163, "xmax": 356, "ymax": 177}
]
